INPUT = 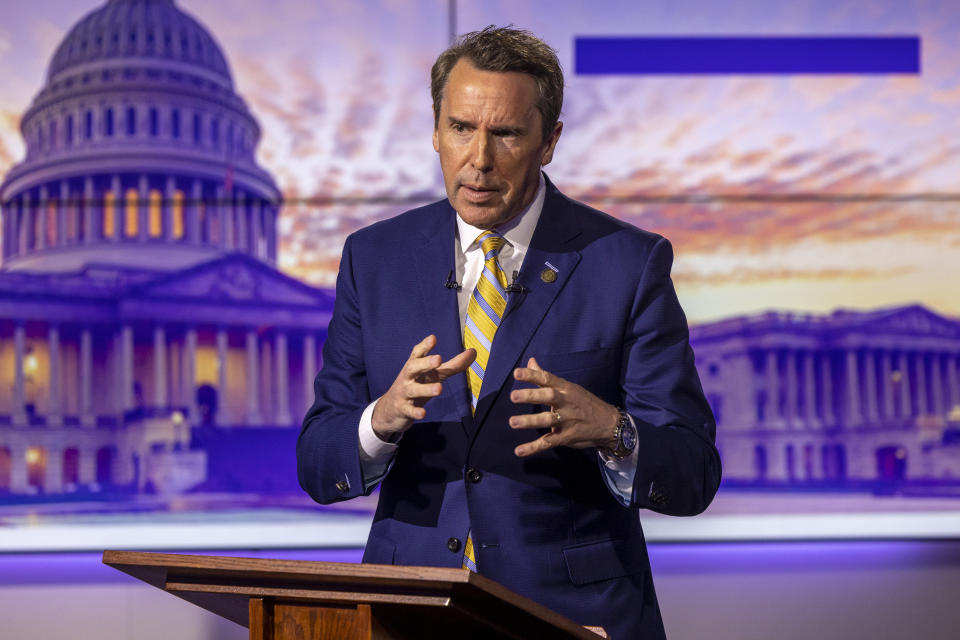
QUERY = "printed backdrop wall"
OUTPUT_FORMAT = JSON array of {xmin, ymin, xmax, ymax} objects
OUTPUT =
[{"xmin": 1, "ymin": 0, "xmax": 958, "ymax": 550}]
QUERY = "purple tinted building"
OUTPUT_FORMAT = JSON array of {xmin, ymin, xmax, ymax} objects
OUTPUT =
[
  {"xmin": 691, "ymin": 306, "xmax": 960, "ymax": 488},
  {"xmin": 0, "ymin": 0, "xmax": 332, "ymax": 498}
]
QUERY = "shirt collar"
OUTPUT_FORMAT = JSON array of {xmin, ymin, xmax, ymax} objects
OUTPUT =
[{"xmin": 456, "ymin": 172, "xmax": 546, "ymax": 255}]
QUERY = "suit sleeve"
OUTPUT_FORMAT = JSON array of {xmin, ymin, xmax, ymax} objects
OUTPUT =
[
  {"xmin": 297, "ymin": 234, "xmax": 376, "ymax": 504},
  {"xmin": 619, "ymin": 236, "xmax": 722, "ymax": 516}
]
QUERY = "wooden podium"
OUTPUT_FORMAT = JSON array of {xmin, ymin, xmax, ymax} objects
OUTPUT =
[{"xmin": 103, "ymin": 550, "xmax": 605, "ymax": 639}]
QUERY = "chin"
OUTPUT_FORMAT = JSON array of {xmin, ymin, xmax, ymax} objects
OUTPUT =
[{"xmin": 454, "ymin": 202, "xmax": 509, "ymax": 229}]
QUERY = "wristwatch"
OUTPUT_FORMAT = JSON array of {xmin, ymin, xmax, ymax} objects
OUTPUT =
[{"xmin": 601, "ymin": 409, "xmax": 636, "ymax": 461}]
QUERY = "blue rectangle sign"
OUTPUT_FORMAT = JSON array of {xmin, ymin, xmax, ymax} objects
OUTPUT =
[{"xmin": 575, "ymin": 36, "xmax": 921, "ymax": 75}]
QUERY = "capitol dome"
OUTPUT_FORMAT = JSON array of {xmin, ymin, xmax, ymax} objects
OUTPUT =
[
  {"xmin": 0, "ymin": 0, "xmax": 281, "ymax": 273},
  {"xmin": 47, "ymin": 0, "xmax": 233, "ymax": 90}
]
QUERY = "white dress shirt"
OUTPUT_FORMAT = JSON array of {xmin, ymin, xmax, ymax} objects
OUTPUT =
[{"xmin": 356, "ymin": 174, "xmax": 639, "ymax": 505}]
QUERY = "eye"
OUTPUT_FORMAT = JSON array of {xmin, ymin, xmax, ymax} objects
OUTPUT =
[{"xmin": 451, "ymin": 122, "xmax": 467, "ymax": 133}]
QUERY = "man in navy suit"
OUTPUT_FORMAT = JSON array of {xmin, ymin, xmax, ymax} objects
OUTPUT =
[{"xmin": 298, "ymin": 26, "xmax": 721, "ymax": 638}]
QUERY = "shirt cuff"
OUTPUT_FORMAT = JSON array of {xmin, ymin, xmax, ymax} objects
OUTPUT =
[
  {"xmin": 598, "ymin": 413, "xmax": 640, "ymax": 507},
  {"xmin": 358, "ymin": 398, "xmax": 400, "ymax": 488}
]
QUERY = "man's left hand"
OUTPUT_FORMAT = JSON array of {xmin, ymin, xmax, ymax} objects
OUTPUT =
[{"xmin": 509, "ymin": 357, "xmax": 620, "ymax": 457}]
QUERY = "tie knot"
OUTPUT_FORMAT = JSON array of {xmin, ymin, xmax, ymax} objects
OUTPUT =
[{"xmin": 478, "ymin": 231, "xmax": 506, "ymax": 259}]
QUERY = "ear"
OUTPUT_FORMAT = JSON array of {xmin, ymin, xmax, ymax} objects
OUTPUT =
[
  {"xmin": 540, "ymin": 121, "xmax": 563, "ymax": 166},
  {"xmin": 432, "ymin": 124, "xmax": 440, "ymax": 152}
]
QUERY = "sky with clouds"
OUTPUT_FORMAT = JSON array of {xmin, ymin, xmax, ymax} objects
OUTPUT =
[{"xmin": 0, "ymin": 0, "xmax": 958, "ymax": 323}]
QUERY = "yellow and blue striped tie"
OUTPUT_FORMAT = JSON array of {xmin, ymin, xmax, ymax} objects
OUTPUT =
[
  {"xmin": 462, "ymin": 533, "xmax": 477, "ymax": 572},
  {"xmin": 463, "ymin": 230, "xmax": 509, "ymax": 412},
  {"xmin": 462, "ymin": 230, "xmax": 508, "ymax": 573}
]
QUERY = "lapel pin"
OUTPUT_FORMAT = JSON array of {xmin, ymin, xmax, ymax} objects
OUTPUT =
[{"xmin": 540, "ymin": 262, "xmax": 558, "ymax": 283}]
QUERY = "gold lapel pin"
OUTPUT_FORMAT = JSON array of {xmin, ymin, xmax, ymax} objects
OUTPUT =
[{"xmin": 540, "ymin": 268, "xmax": 557, "ymax": 283}]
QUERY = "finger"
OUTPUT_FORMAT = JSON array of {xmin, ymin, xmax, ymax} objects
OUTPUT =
[
  {"xmin": 513, "ymin": 364, "xmax": 555, "ymax": 388},
  {"xmin": 515, "ymin": 431, "xmax": 561, "ymax": 457},
  {"xmin": 435, "ymin": 348, "xmax": 477, "ymax": 379},
  {"xmin": 404, "ymin": 381, "xmax": 442, "ymax": 400},
  {"xmin": 406, "ymin": 353, "xmax": 442, "ymax": 377},
  {"xmin": 509, "ymin": 411, "xmax": 560, "ymax": 430},
  {"xmin": 410, "ymin": 334, "xmax": 437, "ymax": 359},
  {"xmin": 400, "ymin": 403, "xmax": 427, "ymax": 421},
  {"xmin": 510, "ymin": 386, "xmax": 559, "ymax": 406}
]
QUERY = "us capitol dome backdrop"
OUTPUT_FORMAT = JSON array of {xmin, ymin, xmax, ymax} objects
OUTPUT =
[{"xmin": 0, "ymin": 0, "xmax": 332, "ymax": 497}]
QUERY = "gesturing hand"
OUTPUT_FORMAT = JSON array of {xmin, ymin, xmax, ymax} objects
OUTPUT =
[
  {"xmin": 509, "ymin": 357, "xmax": 620, "ymax": 457},
  {"xmin": 372, "ymin": 334, "xmax": 476, "ymax": 441}
]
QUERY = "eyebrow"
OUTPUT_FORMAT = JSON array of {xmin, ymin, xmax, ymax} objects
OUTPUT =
[
  {"xmin": 447, "ymin": 117, "xmax": 525, "ymax": 136},
  {"xmin": 447, "ymin": 117, "xmax": 474, "ymax": 129}
]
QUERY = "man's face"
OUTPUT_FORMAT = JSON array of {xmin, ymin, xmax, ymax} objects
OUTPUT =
[{"xmin": 433, "ymin": 59, "xmax": 562, "ymax": 229}]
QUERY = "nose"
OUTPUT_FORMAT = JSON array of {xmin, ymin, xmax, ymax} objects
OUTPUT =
[{"xmin": 470, "ymin": 130, "xmax": 494, "ymax": 172}]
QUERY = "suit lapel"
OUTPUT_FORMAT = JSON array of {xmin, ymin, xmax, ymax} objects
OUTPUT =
[
  {"xmin": 471, "ymin": 184, "xmax": 583, "ymax": 431},
  {"xmin": 411, "ymin": 203, "xmax": 472, "ymax": 422}
]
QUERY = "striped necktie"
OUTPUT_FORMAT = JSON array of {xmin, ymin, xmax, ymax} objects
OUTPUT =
[
  {"xmin": 461, "ymin": 230, "xmax": 508, "ymax": 573},
  {"xmin": 463, "ymin": 230, "xmax": 508, "ymax": 412}
]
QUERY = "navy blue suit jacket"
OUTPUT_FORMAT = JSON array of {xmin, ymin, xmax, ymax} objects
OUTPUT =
[{"xmin": 298, "ymin": 177, "xmax": 721, "ymax": 639}]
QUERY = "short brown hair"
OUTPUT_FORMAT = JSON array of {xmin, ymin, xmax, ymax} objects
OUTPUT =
[{"xmin": 430, "ymin": 25, "xmax": 564, "ymax": 143}]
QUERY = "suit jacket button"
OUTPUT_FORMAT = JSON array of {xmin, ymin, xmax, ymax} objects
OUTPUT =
[
  {"xmin": 447, "ymin": 537, "xmax": 462, "ymax": 553},
  {"xmin": 467, "ymin": 468, "xmax": 482, "ymax": 483},
  {"xmin": 335, "ymin": 480, "xmax": 349, "ymax": 493}
]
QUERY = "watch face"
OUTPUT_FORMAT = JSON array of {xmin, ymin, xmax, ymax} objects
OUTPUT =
[{"xmin": 621, "ymin": 421, "xmax": 637, "ymax": 451}]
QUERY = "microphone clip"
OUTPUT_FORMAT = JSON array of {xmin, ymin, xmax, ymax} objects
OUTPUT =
[
  {"xmin": 444, "ymin": 269, "xmax": 462, "ymax": 291},
  {"xmin": 505, "ymin": 270, "xmax": 527, "ymax": 294}
]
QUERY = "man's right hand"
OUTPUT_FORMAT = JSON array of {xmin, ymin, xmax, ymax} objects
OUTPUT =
[{"xmin": 371, "ymin": 334, "xmax": 475, "ymax": 441}]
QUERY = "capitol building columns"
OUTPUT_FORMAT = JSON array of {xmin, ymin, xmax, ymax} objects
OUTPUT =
[
  {"xmin": 931, "ymin": 353, "xmax": 945, "ymax": 417},
  {"xmin": 245, "ymin": 329, "xmax": 261, "ymax": 426},
  {"xmin": 881, "ymin": 351, "xmax": 895, "ymax": 420},
  {"xmin": 17, "ymin": 195, "xmax": 27, "ymax": 254},
  {"xmin": 274, "ymin": 330, "xmax": 292, "ymax": 426},
  {"xmin": 844, "ymin": 350, "xmax": 862, "ymax": 427},
  {"xmin": 153, "ymin": 325, "xmax": 168, "ymax": 409},
  {"xmin": 47, "ymin": 324, "xmax": 62, "ymax": 426},
  {"xmin": 218, "ymin": 185, "xmax": 231, "ymax": 251},
  {"xmin": 913, "ymin": 353, "xmax": 928, "ymax": 416},
  {"xmin": 819, "ymin": 352, "xmax": 835, "ymax": 425},
  {"xmin": 863, "ymin": 350, "xmax": 879, "ymax": 424},
  {"xmin": 215, "ymin": 327, "xmax": 228, "ymax": 425},
  {"xmin": 56, "ymin": 181, "xmax": 67, "ymax": 246},
  {"xmin": 949, "ymin": 354, "xmax": 960, "ymax": 411},
  {"xmin": 765, "ymin": 350, "xmax": 781, "ymax": 427},
  {"xmin": 111, "ymin": 174, "xmax": 124, "ymax": 240},
  {"xmin": 80, "ymin": 327, "xmax": 94, "ymax": 426},
  {"xmin": 182, "ymin": 326, "xmax": 198, "ymax": 422},
  {"xmin": 802, "ymin": 351, "xmax": 819, "ymax": 428},
  {"xmin": 163, "ymin": 176, "xmax": 176, "ymax": 241},
  {"xmin": 251, "ymin": 200, "xmax": 264, "ymax": 259},
  {"xmin": 137, "ymin": 174, "xmax": 149, "ymax": 242},
  {"xmin": 188, "ymin": 179, "xmax": 202, "ymax": 244},
  {"xmin": 897, "ymin": 352, "xmax": 912, "ymax": 418},
  {"xmin": 13, "ymin": 322, "xmax": 27, "ymax": 426},
  {"xmin": 121, "ymin": 324, "xmax": 134, "ymax": 412},
  {"xmin": 784, "ymin": 350, "xmax": 798, "ymax": 428},
  {"xmin": 84, "ymin": 176, "xmax": 97, "ymax": 244}
]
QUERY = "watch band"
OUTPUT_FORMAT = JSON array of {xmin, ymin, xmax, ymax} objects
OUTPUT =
[{"xmin": 600, "ymin": 409, "xmax": 635, "ymax": 461}]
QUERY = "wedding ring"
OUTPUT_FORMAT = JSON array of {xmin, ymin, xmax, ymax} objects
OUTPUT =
[{"xmin": 553, "ymin": 410, "xmax": 562, "ymax": 424}]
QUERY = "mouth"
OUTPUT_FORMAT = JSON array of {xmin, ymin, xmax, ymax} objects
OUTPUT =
[{"xmin": 460, "ymin": 183, "xmax": 499, "ymax": 203}]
